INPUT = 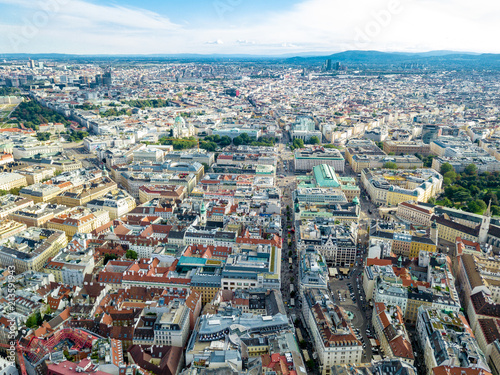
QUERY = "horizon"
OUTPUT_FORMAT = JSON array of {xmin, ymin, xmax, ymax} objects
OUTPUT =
[
  {"xmin": 1, "ymin": 0, "xmax": 499, "ymax": 55},
  {"xmin": 0, "ymin": 50, "xmax": 493, "ymax": 59}
]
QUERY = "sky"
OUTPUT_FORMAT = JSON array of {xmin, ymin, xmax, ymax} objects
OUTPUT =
[{"xmin": 0, "ymin": 0, "xmax": 499, "ymax": 55}]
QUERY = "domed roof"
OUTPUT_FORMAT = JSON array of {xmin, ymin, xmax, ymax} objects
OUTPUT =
[
  {"xmin": 353, "ymin": 196, "xmax": 360, "ymax": 205},
  {"xmin": 175, "ymin": 116, "xmax": 185, "ymax": 125}
]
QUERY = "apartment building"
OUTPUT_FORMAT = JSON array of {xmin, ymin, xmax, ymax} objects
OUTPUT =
[
  {"xmin": 0, "ymin": 172, "xmax": 27, "ymax": 191},
  {"xmin": 372, "ymin": 302, "xmax": 414, "ymax": 364},
  {"xmin": 0, "ymin": 195, "xmax": 33, "ymax": 219},
  {"xmin": 383, "ymin": 140, "xmax": 431, "ymax": 156},
  {"xmin": 221, "ymin": 246, "xmax": 281, "ymax": 291},
  {"xmin": 298, "ymin": 221, "xmax": 357, "ymax": 267},
  {"xmin": 17, "ymin": 166, "xmax": 55, "ymax": 184},
  {"xmin": 304, "ymin": 288, "xmax": 363, "ymax": 375},
  {"xmin": 396, "ymin": 201, "xmax": 435, "ymax": 226},
  {"xmin": 8, "ymin": 203, "xmax": 72, "ymax": 227},
  {"xmin": 20, "ymin": 183, "xmax": 62, "ymax": 203},
  {"xmin": 456, "ymin": 252, "xmax": 500, "ymax": 312},
  {"xmin": 361, "ymin": 168, "xmax": 442, "ymax": 206},
  {"xmin": 56, "ymin": 176, "xmax": 117, "ymax": 206},
  {"xmin": 134, "ymin": 301, "xmax": 191, "ymax": 348},
  {"xmin": 86, "ymin": 189, "xmax": 136, "ymax": 220},
  {"xmin": 45, "ymin": 207, "xmax": 110, "ymax": 238},
  {"xmin": 294, "ymin": 147, "xmax": 345, "ymax": 172},
  {"xmin": 0, "ymin": 219, "xmax": 27, "ymax": 239},
  {"xmin": 0, "ymin": 227, "xmax": 68, "ymax": 273},
  {"xmin": 416, "ymin": 306, "xmax": 489, "ymax": 375},
  {"xmin": 299, "ymin": 248, "xmax": 329, "ymax": 289},
  {"xmin": 138, "ymin": 184, "xmax": 187, "ymax": 204}
]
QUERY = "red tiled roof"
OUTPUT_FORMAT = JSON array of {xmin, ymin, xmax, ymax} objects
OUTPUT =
[
  {"xmin": 400, "ymin": 201, "xmax": 433, "ymax": 214},
  {"xmin": 366, "ymin": 258, "xmax": 392, "ymax": 266}
]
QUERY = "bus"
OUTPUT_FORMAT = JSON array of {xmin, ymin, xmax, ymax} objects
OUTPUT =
[
  {"xmin": 290, "ymin": 298, "xmax": 295, "ymax": 307},
  {"xmin": 290, "ymin": 284, "xmax": 294, "ymax": 293},
  {"xmin": 302, "ymin": 350, "xmax": 310, "ymax": 362},
  {"xmin": 289, "ymin": 257, "xmax": 293, "ymax": 265}
]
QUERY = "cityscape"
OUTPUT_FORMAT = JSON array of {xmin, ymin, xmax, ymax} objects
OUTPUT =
[{"xmin": 0, "ymin": 2, "xmax": 500, "ymax": 375}]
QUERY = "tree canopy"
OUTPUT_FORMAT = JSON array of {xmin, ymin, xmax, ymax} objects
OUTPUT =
[
  {"xmin": 436, "ymin": 169, "xmax": 500, "ymax": 215},
  {"xmin": 125, "ymin": 250, "xmax": 138, "ymax": 260},
  {"xmin": 36, "ymin": 132, "xmax": 51, "ymax": 141},
  {"xmin": 307, "ymin": 136, "xmax": 320, "ymax": 144},
  {"xmin": 122, "ymin": 99, "xmax": 171, "ymax": 109},
  {"xmin": 9, "ymin": 100, "xmax": 70, "ymax": 130},
  {"xmin": 68, "ymin": 130, "xmax": 88, "ymax": 142},
  {"xmin": 383, "ymin": 161, "xmax": 398, "ymax": 169},
  {"xmin": 0, "ymin": 87, "xmax": 19, "ymax": 96},
  {"xmin": 100, "ymin": 108, "xmax": 129, "ymax": 118},
  {"xmin": 159, "ymin": 136, "xmax": 198, "ymax": 150},
  {"xmin": 440, "ymin": 163, "xmax": 454, "ymax": 175},
  {"xmin": 290, "ymin": 138, "xmax": 304, "ymax": 150}
]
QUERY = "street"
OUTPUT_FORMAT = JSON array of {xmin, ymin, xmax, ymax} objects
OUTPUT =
[
  {"xmin": 329, "ymin": 266, "xmax": 374, "ymax": 361},
  {"xmin": 276, "ymin": 146, "xmax": 379, "ymax": 366}
]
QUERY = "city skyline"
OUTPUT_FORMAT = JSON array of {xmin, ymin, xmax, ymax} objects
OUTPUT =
[{"xmin": 0, "ymin": 0, "xmax": 499, "ymax": 55}]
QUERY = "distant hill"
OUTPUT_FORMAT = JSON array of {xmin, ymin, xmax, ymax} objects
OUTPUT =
[
  {"xmin": 1, "ymin": 50, "xmax": 499, "ymax": 69},
  {"xmin": 285, "ymin": 50, "xmax": 500, "ymax": 69}
]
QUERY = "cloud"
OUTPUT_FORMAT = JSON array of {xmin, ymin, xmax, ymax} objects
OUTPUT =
[
  {"xmin": 0, "ymin": 0, "xmax": 499, "ymax": 54},
  {"xmin": 0, "ymin": 0, "xmax": 184, "ymax": 53},
  {"xmin": 0, "ymin": 0, "xmax": 180, "ymax": 30},
  {"xmin": 236, "ymin": 39, "xmax": 255, "ymax": 45},
  {"xmin": 206, "ymin": 39, "xmax": 224, "ymax": 45}
]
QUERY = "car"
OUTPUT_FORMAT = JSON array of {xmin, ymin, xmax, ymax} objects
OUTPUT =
[{"xmin": 362, "ymin": 344, "xmax": 366, "ymax": 348}]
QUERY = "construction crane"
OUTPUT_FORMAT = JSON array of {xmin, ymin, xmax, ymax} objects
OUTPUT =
[
  {"xmin": 0, "ymin": 342, "xmax": 40, "ymax": 375},
  {"xmin": 0, "ymin": 329, "xmax": 94, "ymax": 375}
]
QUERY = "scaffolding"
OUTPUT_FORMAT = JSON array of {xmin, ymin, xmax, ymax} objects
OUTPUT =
[
  {"xmin": 44, "ymin": 328, "xmax": 94, "ymax": 351},
  {"xmin": 6, "ymin": 328, "xmax": 99, "ymax": 375}
]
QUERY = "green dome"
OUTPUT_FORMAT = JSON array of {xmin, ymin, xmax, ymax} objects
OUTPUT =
[{"xmin": 353, "ymin": 196, "xmax": 360, "ymax": 205}]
